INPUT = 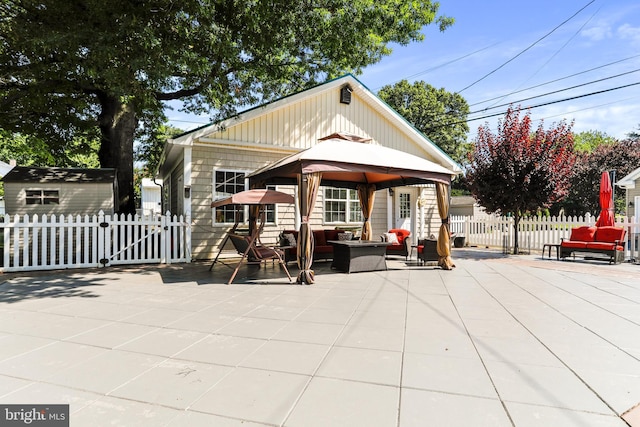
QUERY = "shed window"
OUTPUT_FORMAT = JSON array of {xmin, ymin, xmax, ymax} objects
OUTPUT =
[{"xmin": 25, "ymin": 189, "xmax": 59, "ymax": 205}]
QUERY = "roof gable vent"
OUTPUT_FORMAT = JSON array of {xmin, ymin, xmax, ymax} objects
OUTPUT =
[{"xmin": 340, "ymin": 85, "xmax": 352, "ymax": 104}]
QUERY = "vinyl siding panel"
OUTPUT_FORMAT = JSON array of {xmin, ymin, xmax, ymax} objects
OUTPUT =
[
  {"xmin": 203, "ymin": 88, "xmax": 435, "ymax": 161},
  {"xmin": 4, "ymin": 182, "xmax": 114, "ymax": 216}
]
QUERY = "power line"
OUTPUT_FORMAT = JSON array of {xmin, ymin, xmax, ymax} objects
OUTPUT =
[
  {"xmin": 457, "ymin": 0, "xmax": 596, "ymax": 94},
  {"xmin": 424, "ymin": 81, "xmax": 640, "ymax": 131},
  {"xmin": 373, "ymin": 42, "xmax": 500, "ymax": 91},
  {"xmin": 467, "ymin": 68, "xmax": 640, "ymax": 116},
  {"xmin": 469, "ymin": 54, "xmax": 640, "ymax": 107},
  {"xmin": 484, "ymin": 4, "xmax": 602, "ymax": 109}
]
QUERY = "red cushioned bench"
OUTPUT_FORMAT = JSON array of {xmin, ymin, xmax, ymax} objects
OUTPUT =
[{"xmin": 560, "ymin": 226, "xmax": 626, "ymax": 264}]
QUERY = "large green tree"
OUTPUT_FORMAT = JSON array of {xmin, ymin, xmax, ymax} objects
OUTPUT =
[
  {"xmin": 0, "ymin": 129, "xmax": 99, "ymax": 168},
  {"xmin": 573, "ymin": 130, "xmax": 616, "ymax": 153},
  {"xmin": 0, "ymin": 0, "xmax": 453, "ymax": 214},
  {"xmin": 466, "ymin": 107, "xmax": 576, "ymax": 254},
  {"xmin": 378, "ymin": 80, "xmax": 469, "ymax": 164}
]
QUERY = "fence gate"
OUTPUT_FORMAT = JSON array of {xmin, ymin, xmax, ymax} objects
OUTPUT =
[{"xmin": 1, "ymin": 211, "xmax": 190, "ymax": 273}]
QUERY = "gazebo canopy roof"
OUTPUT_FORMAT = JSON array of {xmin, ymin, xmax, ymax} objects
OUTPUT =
[{"xmin": 247, "ymin": 137, "xmax": 457, "ymax": 190}]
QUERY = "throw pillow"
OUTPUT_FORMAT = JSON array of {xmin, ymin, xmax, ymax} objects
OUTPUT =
[
  {"xmin": 283, "ymin": 233, "xmax": 297, "ymax": 247},
  {"xmin": 384, "ymin": 232, "xmax": 399, "ymax": 245},
  {"xmin": 337, "ymin": 232, "xmax": 353, "ymax": 241}
]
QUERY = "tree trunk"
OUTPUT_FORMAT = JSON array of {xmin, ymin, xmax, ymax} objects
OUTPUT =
[{"xmin": 97, "ymin": 94, "xmax": 137, "ymax": 214}]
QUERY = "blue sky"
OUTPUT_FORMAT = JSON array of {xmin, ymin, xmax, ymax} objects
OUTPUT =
[{"xmin": 167, "ymin": 0, "xmax": 640, "ymax": 140}]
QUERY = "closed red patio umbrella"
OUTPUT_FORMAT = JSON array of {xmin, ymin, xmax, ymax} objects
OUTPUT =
[{"xmin": 595, "ymin": 171, "xmax": 614, "ymax": 227}]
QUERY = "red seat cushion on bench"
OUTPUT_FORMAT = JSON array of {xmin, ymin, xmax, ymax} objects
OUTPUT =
[
  {"xmin": 593, "ymin": 226, "xmax": 625, "ymax": 243},
  {"xmin": 569, "ymin": 226, "xmax": 597, "ymax": 242},
  {"xmin": 585, "ymin": 242, "xmax": 624, "ymax": 251},
  {"xmin": 561, "ymin": 240, "xmax": 588, "ymax": 249}
]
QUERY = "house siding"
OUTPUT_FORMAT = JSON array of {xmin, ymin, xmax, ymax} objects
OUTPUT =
[
  {"xmin": 188, "ymin": 143, "xmax": 399, "ymax": 259},
  {"xmin": 4, "ymin": 182, "xmax": 115, "ymax": 216},
  {"xmin": 205, "ymin": 88, "xmax": 432, "ymax": 160},
  {"xmin": 627, "ymin": 181, "xmax": 640, "ymax": 217}
]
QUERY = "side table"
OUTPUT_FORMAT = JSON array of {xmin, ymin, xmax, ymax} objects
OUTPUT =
[{"xmin": 542, "ymin": 243, "xmax": 560, "ymax": 260}]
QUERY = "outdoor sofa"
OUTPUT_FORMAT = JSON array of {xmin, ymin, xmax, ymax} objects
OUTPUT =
[
  {"xmin": 279, "ymin": 229, "xmax": 353, "ymax": 262},
  {"xmin": 560, "ymin": 225, "xmax": 626, "ymax": 264}
]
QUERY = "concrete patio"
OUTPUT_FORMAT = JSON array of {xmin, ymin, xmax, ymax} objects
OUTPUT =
[{"xmin": 0, "ymin": 249, "xmax": 639, "ymax": 426}]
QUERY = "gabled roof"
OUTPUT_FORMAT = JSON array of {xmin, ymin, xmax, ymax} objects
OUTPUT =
[
  {"xmin": 1, "ymin": 166, "xmax": 117, "ymax": 184},
  {"xmin": 0, "ymin": 160, "xmax": 13, "ymax": 178},
  {"xmin": 162, "ymin": 74, "xmax": 461, "ymax": 174},
  {"xmin": 616, "ymin": 166, "xmax": 640, "ymax": 189}
]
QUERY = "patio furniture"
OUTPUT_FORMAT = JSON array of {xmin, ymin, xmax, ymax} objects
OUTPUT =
[
  {"xmin": 328, "ymin": 240, "xmax": 388, "ymax": 273},
  {"xmin": 227, "ymin": 233, "xmax": 292, "ymax": 284},
  {"xmin": 560, "ymin": 226, "xmax": 626, "ymax": 264},
  {"xmin": 382, "ymin": 229, "xmax": 411, "ymax": 260},
  {"xmin": 280, "ymin": 228, "xmax": 352, "ymax": 262},
  {"xmin": 416, "ymin": 238, "xmax": 438, "ymax": 264},
  {"xmin": 542, "ymin": 243, "xmax": 561, "ymax": 260},
  {"xmin": 209, "ymin": 189, "xmax": 295, "ymax": 284}
]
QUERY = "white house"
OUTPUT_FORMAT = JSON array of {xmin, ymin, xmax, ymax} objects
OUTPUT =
[
  {"xmin": 156, "ymin": 74, "xmax": 461, "ymax": 260},
  {"xmin": 616, "ymin": 166, "xmax": 640, "ymax": 219}
]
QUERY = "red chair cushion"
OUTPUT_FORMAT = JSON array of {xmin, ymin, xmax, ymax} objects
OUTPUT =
[
  {"xmin": 389, "ymin": 229, "xmax": 410, "ymax": 245},
  {"xmin": 561, "ymin": 241, "xmax": 588, "ymax": 249},
  {"xmin": 313, "ymin": 230, "xmax": 326, "ymax": 246},
  {"xmin": 569, "ymin": 226, "xmax": 596, "ymax": 242},
  {"xmin": 593, "ymin": 226, "xmax": 625, "ymax": 243},
  {"xmin": 325, "ymin": 229, "xmax": 340, "ymax": 241}
]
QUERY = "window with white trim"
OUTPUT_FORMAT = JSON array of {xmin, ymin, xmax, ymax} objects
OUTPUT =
[
  {"xmin": 25, "ymin": 189, "xmax": 59, "ymax": 205},
  {"xmin": 263, "ymin": 184, "xmax": 277, "ymax": 223},
  {"xmin": 213, "ymin": 170, "xmax": 247, "ymax": 224},
  {"xmin": 323, "ymin": 187, "xmax": 362, "ymax": 223}
]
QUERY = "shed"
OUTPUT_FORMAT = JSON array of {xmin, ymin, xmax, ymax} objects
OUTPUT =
[
  {"xmin": 140, "ymin": 178, "xmax": 162, "ymax": 217},
  {"xmin": 1, "ymin": 166, "xmax": 119, "ymax": 216}
]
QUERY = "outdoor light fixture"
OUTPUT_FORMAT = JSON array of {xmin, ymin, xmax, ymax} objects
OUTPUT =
[
  {"xmin": 184, "ymin": 186, "xmax": 191, "ymax": 199},
  {"xmin": 340, "ymin": 85, "xmax": 352, "ymax": 104}
]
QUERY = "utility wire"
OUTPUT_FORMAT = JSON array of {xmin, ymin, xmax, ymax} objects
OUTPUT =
[
  {"xmin": 484, "ymin": 4, "xmax": 602, "ymax": 108},
  {"xmin": 457, "ymin": 0, "xmax": 596, "ymax": 94},
  {"xmin": 467, "ymin": 69, "xmax": 640, "ymax": 116},
  {"xmin": 469, "ymin": 54, "xmax": 640, "ymax": 106},
  {"xmin": 373, "ymin": 42, "xmax": 500, "ymax": 91},
  {"xmin": 423, "ymin": 81, "xmax": 640, "ymax": 131}
]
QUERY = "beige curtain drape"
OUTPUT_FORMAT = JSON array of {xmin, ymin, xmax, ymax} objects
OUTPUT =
[
  {"xmin": 297, "ymin": 172, "xmax": 322, "ymax": 284},
  {"xmin": 357, "ymin": 184, "xmax": 376, "ymax": 241},
  {"xmin": 436, "ymin": 182, "xmax": 455, "ymax": 270}
]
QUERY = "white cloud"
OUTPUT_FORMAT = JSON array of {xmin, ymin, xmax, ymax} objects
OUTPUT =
[
  {"xmin": 617, "ymin": 23, "xmax": 640, "ymax": 44},
  {"xmin": 580, "ymin": 24, "xmax": 613, "ymax": 41}
]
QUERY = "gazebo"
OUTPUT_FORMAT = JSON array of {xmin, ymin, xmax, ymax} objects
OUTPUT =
[{"xmin": 247, "ymin": 133, "xmax": 458, "ymax": 284}]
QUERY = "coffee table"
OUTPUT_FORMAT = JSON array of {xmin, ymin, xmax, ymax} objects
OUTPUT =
[{"xmin": 328, "ymin": 240, "xmax": 388, "ymax": 273}]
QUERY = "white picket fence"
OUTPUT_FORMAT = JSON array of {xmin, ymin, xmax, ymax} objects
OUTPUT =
[
  {"xmin": 450, "ymin": 214, "xmax": 640, "ymax": 261},
  {"xmin": 1, "ymin": 211, "xmax": 191, "ymax": 273}
]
